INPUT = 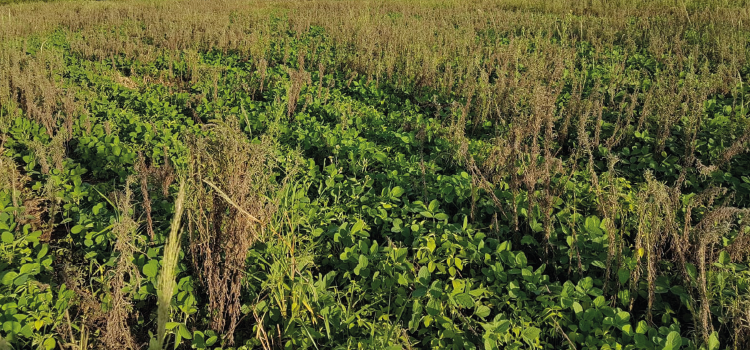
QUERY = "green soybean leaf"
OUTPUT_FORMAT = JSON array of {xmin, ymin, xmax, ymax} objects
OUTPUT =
[
  {"xmin": 13, "ymin": 273, "xmax": 28, "ymax": 286},
  {"xmin": 585, "ymin": 216, "xmax": 602, "ymax": 235},
  {"xmin": 178, "ymin": 323, "xmax": 192, "ymax": 340},
  {"xmin": 412, "ymin": 287, "xmax": 427, "ymax": 298},
  {"xmin": 636, "ymin": 320, "xmax": 649, "ymax": 334},
  {"xmin": 591, "ymin": 260, "xmax": 606, "ymax": 269},
  {"xmin": 708, "ymin": 331, "xmax": 720, "ymax": 350},
  {"xmin": 390, "ymin": 187, "xmax": 404, "ymax": 198},
  {"xmin": 1, "ymin": 231, "xmax": 13, "ymax": 243},
  {"xmin": 718, "ymin": 251, "xmax": 730, "ymax": 266},
  {"xmin": 358, "ymin": 254, "xmax": 369, "ymax": 268},
  {"xmin": 455, "ymin": 293, "xmax": 474, "ymax": 308},
  {"xmin": 426, "ymin": 299, "xmax": 440, "ymax": 316},
  {"xmin": 205, "ymin": 335, "xmax": 217, "ymax": 346},
  {"xmin": 621, "ymin": 324, "xmax": 633, "ymax": 336},
  {"xmin": 19, "ymin": 263, "xmax": 38, "ymax": 275},
  {"xmin": 426, "ymin": 239, "xmax": 436, "ymax": 253},
  {"xmin": 37, "ymin": 244, "xmax": 49, "ymax": 259},
  {"xmin": 618, "ymin": 268, "xmax": 630, "ymax": 284},
  {"xmin": 418, "ymin": 266, "xmax": 430, "ymax": 284},
  {"xmin": 3, "ymin": 320, "xmax": 20, "ymax": 333},
  {"xmin": 521, "ymin": 327, "xmax": 540, "ymax": 345},
  {"xmin": 143, "ymin": 261, "xmax": 159, "ymax": 278},
  {"xmin": 20, "ymin": 324, "xmax": 33, "ymax": 337},
  {"xmin": 452, "ymin": 279, "xmax": 465, "ymax": 293},
  {"xmin": 572, "ymin": 302, "xmax": 583, "ymax": 316},
  {"xmin": 1, "ymin": 271, "xmax": 18, "ymax": 286},
  {"xmin": 515, "ymin": 252, "xmax": 527, "ymax": 267},
  {"xmin": 593, "ymin": 296, "xmax": 606, "ymax": 308},
  {"xmin": 351, "ymin": 219, "xmax": 365, "ymax": 235},
  {"xmin": 454, "ymin": 258, "xmax": 464, "ymax": 271},
  {"xmin": 192, "ymin": 331, "xmax": 206, "ymax": 347},
  {"xmin": 409, "ymin": 301, "xmax": 423, "ymax": 330},
  {"xmin": 475, "ymin": 305, "xmax": 491, "ymax": 318},
  {"xmin": 428, "ymin": 200, "xmax": 440, "ymax": 212},
  {"xmin": 663, "ymin": 331, "xmax": 681, "ymax": 350},
  {"xmin": 634, "ymin": 334, "xmax": 649, "ymax": 348},
  {"xmin": 560, "ymin": 297, "xmax": 573, "ymax": 308},
  {"xmin": 165, "ymin": 322, "xmax": 180, "ymax": 330},
  {"xmin": 434, "ymin": 213, "xmax": 449, "ymax": 221},
  {"xmin": 579, "ymin": 277, "xmax": 593, "ymax": 291},
  {"xmin": 395, "ymin": 248, "xmax": 408, "ymax": 262}
]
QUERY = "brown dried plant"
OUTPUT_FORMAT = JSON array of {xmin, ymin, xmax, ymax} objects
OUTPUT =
[
  {"xmin": 186, "ymin": 119, "xmax": 279, "ymax": 344},
  {"xmin": 0, "ymin": 150, "xmax": 24, "ymax": 208},
  {"xmin": 135, "ymin": 151, "xmax": 176, "ymax": 242},
  {"xmin": 286, "ymin": 63, "xmax": 312, "ymax": 120},
  {"xmin": 629, "ymin": 174, "xmax": 750, "ymax": 343},
  {"xmin": 630, "ymin": 172, "xmax": 681, "ymax": 322},
  {"xmin": 0, "ymin": 45, "xmax": 76, "ymax": 140},
  {"xmin": 688, "ymin": 203, "xmax": 750, "ymax": 344},
  {"xmin": 100, "ymin": 176, "xmax": 144, "ymax": 350}
]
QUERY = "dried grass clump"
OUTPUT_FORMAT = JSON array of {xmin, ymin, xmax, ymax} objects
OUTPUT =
[
  {"xmin": 186, "ymin": 119, "xmax": 279, "ymax": 344},
  {"xmin": 3, "ymin": 135, "xmax": 66, "ymax": 236},
  {"xmin": 630, "ymin": 172, "xmax": 681, "ymax": 321},
  {"xmin": 0, "ymin": 46, "xmax": 77, "ymax": 140},
  {"xmin": 459, "ymin": 37, "xmax": 572, "ymax": 244},
  {"xmin": 629, "ymin": 174, "xmax": 750, "ymax": 344},
  {"xmin": 101, "ymin": 176, "xmax": 144, "ymax": 350},
  {"xmin": 0, "ymin": 150, "xmax": 49, "ymax": 236},
  {"xmin": 689, "ymin": 205, "xmax": 750, "ymax": 343},
  {"xmin": 286, "ymin": 55, "xmax": 312, "ymax": 120},
  {"xmin": 0, "ymin": 149, "xmax": 24, "ymax": 207},
  {"xmin": 729, "ymin": 294, "xmax": 750, "ymax": 348},
  {"xmin": 135, "ymin": 151, "xmax": 176, "ymax": 241}
]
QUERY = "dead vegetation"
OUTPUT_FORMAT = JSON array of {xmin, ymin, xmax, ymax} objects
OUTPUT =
[
  {"xmin": 101, "ymin": 177, "xmax": 144, "ymax": 350},
  {"xmin": 185, "ymin": 119, "xmax": 279, "ymax": 344}
]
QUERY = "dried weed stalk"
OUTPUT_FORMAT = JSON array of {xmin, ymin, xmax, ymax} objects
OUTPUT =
[
  {"xmin": 630, "ymin": 175, "xmax": 750, "ymax": 343},
  {"xmin": 186, "ymin": 119, "xmax": 278, "ymax": 344},
  {"xmin": 101, "ymin": 176, "xmax": 144, "ymax": 350}
]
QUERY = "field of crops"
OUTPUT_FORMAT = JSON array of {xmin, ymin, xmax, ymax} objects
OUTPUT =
[{"xmin": 1, "ymin": 0, "xmax": 750, "ymax": 349}]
